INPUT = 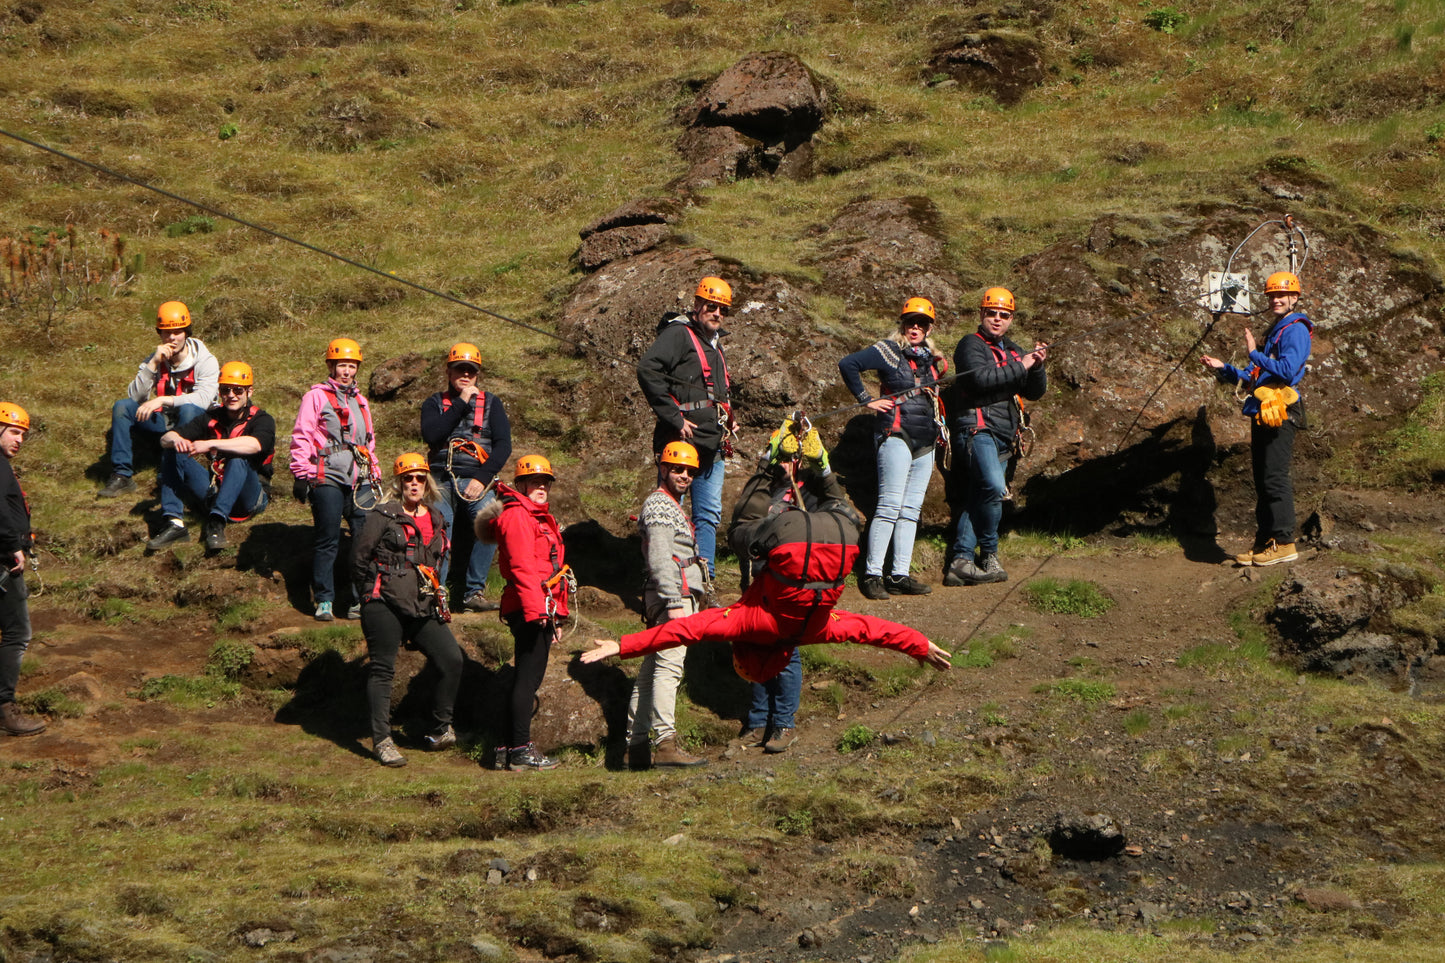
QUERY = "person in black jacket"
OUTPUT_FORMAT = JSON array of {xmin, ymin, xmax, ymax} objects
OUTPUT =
[
  {"xmin": 636, "ymin": 276, "xmax": 736, "ymax": 575},
  {"xmin": 0, "ymin": 402, "xmax": 44, "ymax": 737},
  {"xmin": 352, "ymin": 453, "xmax": 464, "ymax": 768},
  {"xmin": 419, "ymin": 343, "xmax": 512, "ymax": 613},
  {"xmin": 944, "ymin": 288, "xmax": 1048, "ymax": 587},
  {"xmin": 838, "ymin": 296, "xmax": 947, "ymax": 600}
]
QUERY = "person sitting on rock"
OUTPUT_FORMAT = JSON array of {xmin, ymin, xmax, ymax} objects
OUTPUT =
[
  {"xmin": 98, "ymin": 301, "xmax": 218, "ymax": 499},
  {"xmin": 145, "ymin": 362, "xmax": 274, "ymax": 556},
  {"xmin": 582, "ymin": 421, "xmax": 952, "ymax": 753}
]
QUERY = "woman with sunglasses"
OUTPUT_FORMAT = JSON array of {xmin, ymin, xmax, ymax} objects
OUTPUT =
[
  {"xmin": 625, "ymin": 441, "xmax": 709, "ymax": 769},
  {"xmin": 476, "ymin": 455, "xmax": 570, "ymax": 771},
  {"xmin": 352, "ymin": 453, "xmax": 463, "ymax": 768},
  {"xmin": 838, "ymin": 297, "xmax": 949, "ymax": 600}
]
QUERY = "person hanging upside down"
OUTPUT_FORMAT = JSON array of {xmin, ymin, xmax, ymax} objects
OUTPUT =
[{"xmin": 581, "ymin": 427, "xmax": 952, "ymax": 745}]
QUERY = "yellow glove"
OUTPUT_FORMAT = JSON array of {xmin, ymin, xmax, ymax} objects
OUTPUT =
[{"xmin": 1253, "ymin": 386, "xmax": 1299, "ymax": 428}]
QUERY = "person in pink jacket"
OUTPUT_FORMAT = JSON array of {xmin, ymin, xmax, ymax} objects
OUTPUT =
[
  {"xmin": 289, "ymin": 338, "xmax": 377, "ymax": 621},
  {"xmin": 476, "ymin": 454, "xmax": 571, "ymax": 771}
]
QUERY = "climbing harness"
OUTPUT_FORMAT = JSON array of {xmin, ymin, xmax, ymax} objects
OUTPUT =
[
  {"xmin": 439, "ymin": 390, "xmax": 494, "ymax": 501},
  {"xmin": 667, "ymin": 319, "xmax": 738, "ymax": 457},
  {"xmin": 203, "ymin": 404, "xmax": 272, "ymax": 520},
  {"xmin": 417, "ymin": 563, "xmax": 451, "ymax": 623},
  {"xmin": 351, "ymin": 444, "xmax": 385, "ymax": 511}
]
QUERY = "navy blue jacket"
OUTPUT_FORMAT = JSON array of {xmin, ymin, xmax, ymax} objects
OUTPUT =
[
  {"xmin": 838, "ymin": 340, "xmax": 945, "ymax": 454},
  {"xmin": 951, "ymin": 329, "xmax": 1047, "ymax": 445}
]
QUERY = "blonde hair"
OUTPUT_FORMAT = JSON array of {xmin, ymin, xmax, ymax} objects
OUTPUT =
[
  {"xmin": 887, "ymin": 326, "xmax": 938, "ymax": 357},
  {"xmin": 388, "ymin": 469, "xmax": 443, "ymax": 507}
]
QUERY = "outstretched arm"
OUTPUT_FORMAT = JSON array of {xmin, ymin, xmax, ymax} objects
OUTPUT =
[
  {"xmin": 923, "ymin": 641, "xmax": 952, "ymax": 670},
  {"xmin": 580, "ymin": 639, "xmax": 620, "ymax": 664}
]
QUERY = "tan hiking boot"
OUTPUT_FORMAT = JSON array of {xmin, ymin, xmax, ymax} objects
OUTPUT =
[
  {"xmin": 652, "ymin": 736, "xmax": 707, "ymax": 768},
  {"xmin": 763, "ymin": 727, "xmax": 797, "ymax": 754},
  {"xmin": 1, "ymin": 701, "xmax": 45, "ymax": 737},
  {"xmin": 1251, "ymin": 540, "xmax": 1298, "ymax": 566},
  {"xmin": 1233, "ymin": 545, "xmax": 1261, "ymax": 566}
]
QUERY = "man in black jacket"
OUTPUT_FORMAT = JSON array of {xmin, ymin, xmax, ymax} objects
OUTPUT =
[
  {"xmin": 637, "ymin": 276, "xmax": 736, "ymax": 574},
  {"xmin": 944, "ymin": 288, "xmax": 1048, "ymax": 586},
  {"xmin": 0, "ymin": 402, "xmax": 44, "ymax": 736}
]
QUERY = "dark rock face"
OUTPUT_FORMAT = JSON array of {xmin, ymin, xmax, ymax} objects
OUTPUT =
[
  {"xmin": 1268, "ymin": 568, "xmax": 1434, "ymax": 681},
  {"xmin": 368, "ymin": 352, "xmax": 427, "ymax": 400},
  {"xmin": 1048, "ymin": 811, "xmax": 1126, "ymax": 861},
  {"xmin": 927, "ymin": 32, "xmax": 1046, "ymax": 106},
  {"xmin": 808, "ymin": 195, "xmax": 965, "ymax": 318},
  {"xmin": 676, "ymin": 51, "xmax": 829, "ymax": 189}
]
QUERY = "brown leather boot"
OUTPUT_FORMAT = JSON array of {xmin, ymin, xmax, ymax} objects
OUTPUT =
[
  {"xmin": 652, "ymin": 736, "xmax": 707, "ymax": 768},
  {"xmin": 1, "ymin": 701, "xmax": 46, "ymax": 737}
]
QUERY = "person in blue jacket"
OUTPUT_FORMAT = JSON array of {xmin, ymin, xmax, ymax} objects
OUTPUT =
[
  {"xmin": 419, "ymin": 343, "xmax": 512, "ymax": 613},
  {"xmin": 838, "ymin": 297, "xmax": 947, "ymax": 600},
  {"xmin": 1201, "ymin": 270, "xmax": 1313, "ymax": 567}
]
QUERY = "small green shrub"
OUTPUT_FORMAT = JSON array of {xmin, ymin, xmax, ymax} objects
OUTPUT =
[
  {"xmin": 1142, "ymin": 7, "xmax": 1186, "ymax": 33},
  {"xmin": 134, "ymin": 674, "xmax": 240, "ymax": 709},
  {"xmin": 164, "ymin": 215, "xmax": 216, "ymax": 238},
  {"xmin": 1037, "ymin": 678, "xmax": 1116, "ymax": 704},
  {"xmin": 218, "ymin": 122, "xmax": 238, "ymax": 140},
  {"xmin": 216, "ymin": 599, "xmax": 265, "ymax": 633},
  {"xmin": 1427, "ymin": 122, "xmax": 1445, "ymax": 144},
  {"xmin": 19, "ymin": 654, "xmax": 42, "ymax": 676},
  {"xmin": 18, "ymin": 687, "xmax": 84, "ymax": 718},
  {"xmin": 776, "ymin": 809, "xmax": 813, "ymax": 836},
  {"xmin": 837, "ymin": 724, "xmax": 876, "ymax": 753},
  {"xmin": 206, "ymin": 638, "xmax": 254, "ymax": 680},
  {"xmin": 1123, "ymin": 709, "xmax": 1151, "ymax": 735},
  {"xmin": 1023, "ymin": 578, "xmax": 1114, "ymax": 617},
  {"xmin": 292, "ymin": 625, "xmax": 364, "ymax": 660}
]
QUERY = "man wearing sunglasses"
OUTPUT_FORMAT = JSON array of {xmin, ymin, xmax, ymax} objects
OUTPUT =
[
  {"xmin": 626, "ymin": 441, "xmax": 710, "ymax": 769},
  {"xmin": 944, "ymin": 287, "xmax": 1049, "ymax": 587},
  {"xmin": 147, "ymin": 361, "xmax": 275, "ymax": 556},
  {"xmin": 637, "ymin": 276, "xmax": 737, "ymax": 576}
]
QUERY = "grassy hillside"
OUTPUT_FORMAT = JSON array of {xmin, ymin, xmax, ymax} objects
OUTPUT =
[{"xmin": 5, "ymin": 1, "xmax": 1445, "ymax": 960}]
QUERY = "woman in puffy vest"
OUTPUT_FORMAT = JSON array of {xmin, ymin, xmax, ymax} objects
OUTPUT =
[
  {"xmin": 352, "ymin": 453, "xmax": 462, "ymax": 768},
  {"xmin": 476, "ymin": 454, "xmax": 570, "ymax": 771},
  {"xmin": 838, "ymin": 296, "xmax": 947, "ymax": 600}
]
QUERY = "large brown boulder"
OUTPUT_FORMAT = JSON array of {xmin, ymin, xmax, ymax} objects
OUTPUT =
[
  {"xmin": 927, "ymin": 32, "xmax": 1046, "ymax": 106},
  {"xmin": 676, "ymin": 52, "xmax": 829, "ymax": 189},
  {"xmin": 577, "ymin": 197, "xmax": 684, "ymax": 272}
]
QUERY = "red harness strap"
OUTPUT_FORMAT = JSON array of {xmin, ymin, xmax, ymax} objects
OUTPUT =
[
  {"xmin": 440, "ymin": 389, "xmax": 491, "ymax": 462},
  {"xmin": 155, "ymin": 362, "xmax": 196, "ymax": 398},
  {"xmin": 965, "ymin": 332, "xmax": 1024, "ymax": 433},
  {"xmin": 207, "ymin": 405, "xmax": 271, "ymax": 520}
]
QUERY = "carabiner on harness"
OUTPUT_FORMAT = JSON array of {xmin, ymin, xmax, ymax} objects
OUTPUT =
[
  {"xmin": 416, "ymin": 563, "xmax": 452, "ymax": 623},
  {"xmin": 351, "ymin": 445, "xmax": 385, "ymax": 511},
  {"xmin": 445, "ymin": 439, "xmax": 491, "ymax": 502}
]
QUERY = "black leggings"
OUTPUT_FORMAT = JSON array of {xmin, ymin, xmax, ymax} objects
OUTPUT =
[
  {"xmin": 361, "ymin": 600, "xmax": 463, "ymax": 746},
  {"xmin": 501, "ymin": 613, "xmax": 553, "ymax": 748}
]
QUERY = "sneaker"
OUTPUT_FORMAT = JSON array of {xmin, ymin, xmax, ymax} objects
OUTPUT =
[
  {"xmin": 145, "ymin": 520, "xmax": 190, "ymax": 553},
  {"xmin": 884, "ymin": 574, "xmax": 932, "ymax": 596},
  {"xmin": 373, "ymin": 736, "xmax": 407, "ymax": 768},
  {"xmin": 343, "ymin": 604, "xmax": 363, "ymax": 620},
  {"xmin": 202, "ymin": 517, "xmax": 227, "ymax": 555},
  {"xmin": 652, "ymin": 735, "xmax": 707, "ymax": 768},
  {"xmin": 763, "ymin": 727, "xmax": 797, "ymax": 754},
  {"xmin": 733, "ymin": 726, "xmax": 767, "ymax": 748},
  {"xmin": 979, "ymin": 553, "xmax": 1008, "ymax": 583},
  {"xmin": 314, "ymin": 601, "xmax": 335, "ymax": 622},
  {"xmin": 1250, "ymin": 540, "xmax": 1298, "ymax": 566},
  {"xmin": 492, "ymin": 745, "xmax": 510, "ymax": 771},
  {"xmin": 462, "ymin": 590, "xmax": 500, "ymax": 613},
  {"xmin": 943, "ymin": 557, "xmax": 986, "ymax": 587},
  {"xmin": 97, "ymin": 474, "xmax": 137, "ymax": 499},
  {"xmin": 858, "ymin": 575, "xmax": 889, "ymax": 600},
  {"xmin": 507, "ymin": 742, "xmax": 558, "ymax": 771},
  {"xmin": 424, "ymin": 725, "xmax": 456, "ymax": 751},
  {"xmin": 0, "ymin": 701, "xmax": 46, "ymax": 737}
]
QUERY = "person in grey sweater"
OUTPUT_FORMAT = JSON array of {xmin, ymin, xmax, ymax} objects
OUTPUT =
[{"xmin": 627, "ymin": 441, "xmax": 710, "ymax": 769}]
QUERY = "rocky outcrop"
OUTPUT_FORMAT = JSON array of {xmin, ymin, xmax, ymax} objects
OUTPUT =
[
  {"xmin": 576, "ymin": 197, "xmax": 683, "ymax": 272},
  {"xmin": 676, "ymin": 51, "xmax": 829, "ymax": 190},
  {"xmin": 927, "ymin": 32, "xmax": 1046, "ymax": 105}
]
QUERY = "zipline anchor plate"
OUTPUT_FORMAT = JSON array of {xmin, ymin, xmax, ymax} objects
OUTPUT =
[{"xmin": 1205, "ymin": 272, "xmax": 1250, "ymax": 315}]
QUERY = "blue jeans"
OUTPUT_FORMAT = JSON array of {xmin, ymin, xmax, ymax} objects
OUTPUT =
[
  {"xmin": 687, "ymin": 453, "xmax": 725, "ymax": 575},
  {"xmin": 950, "ymin": 430, "xmax": 1010, "ymax": 560},
  {"xmin": 866, "ymin": 437, "xmax": 934, "ymax": 578},
  {"xmin": 0, "ymin": 572, "xmax": 31, "ymax": 704},
  {"xmin": 433, "ymin": 481, "xmax": 497, "ymax": 597},
  {"xmin": 159, "ymin": 450, "xmax": 268, "ymax": 522},
  {"xmin": 746, "ymin": 648, "xmax": 801, "ymax": 730},
  {"xmin": 109, "ymin": 399, "xmax": 206, "ymax": 476},
  {"xmin": 311, "ymin": 483, "xmax": 366, "ymax": 605}
]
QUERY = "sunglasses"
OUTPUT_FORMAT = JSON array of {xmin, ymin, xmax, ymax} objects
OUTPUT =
[
  {"xmin": 218, "ymin": 385, "xmax": 248, "ymax": 396},
  {"xmin": 450, "ymin": 365, "xmax": 480, "ymax": 376},
  {"xmin": 667, "ymin": 465, "xmax": 700, "ymax": 477},
  {"xmin": 400, "ymin": 474, "xmax": 428, "ymax": 483},
  {"xmin": 983, "ymin": 310, "xmax": 1014, "ymax": 320},
  {"xmin": 698, "ymin": 302, "xmax": 729, "ymax": 317}
]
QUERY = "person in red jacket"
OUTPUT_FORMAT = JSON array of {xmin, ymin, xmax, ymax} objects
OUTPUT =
[
  {"xmin": 477, "ymin": 454, "xmax": 571, "ymax": 771},
  {"xmin": 581, "ymin": 441, "xmax": 952, "ymax": 713}
]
